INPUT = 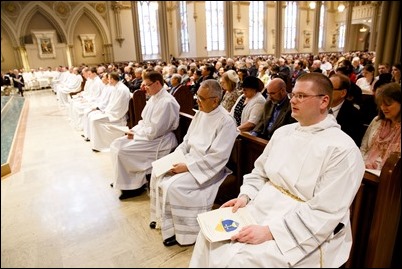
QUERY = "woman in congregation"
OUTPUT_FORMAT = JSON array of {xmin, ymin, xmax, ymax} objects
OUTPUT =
[
  {"xmin": 220, "ymin": 70, "xmax": 242, "ymax": 112},
  {"xmin": 230, "ymin": 76, "xmax": 266, "ymax": 132},
  {"xmin": 360, "ymin": 82, "xmax": 401, "ymax": 170}
]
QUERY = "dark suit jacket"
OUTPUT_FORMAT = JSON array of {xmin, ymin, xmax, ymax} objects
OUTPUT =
[
  {"xmin": 336, "ymin": 99, "xmax": 364, "ymax": 147},
  {"xmin": 252, "ymin": 96, "xmax": 295, "ymax": 140}
]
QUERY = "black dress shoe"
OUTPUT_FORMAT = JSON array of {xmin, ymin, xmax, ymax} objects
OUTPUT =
[
  {"xmin": 84, "ymin": 138, "xmax": 90, "ymax": 142},
  {"xmin": 149, "ymin": 221, "xmax": 156, "ymax": 229},
  {"xmin": 92, "ymin": 149, "xmax": 100, "ymax": 152},
  {"xmin": 118, "ymin": 186, "xmax": 146, "ymax": 200},
  {"xmin": 163, "ymin": 235, "xmax": 178, "ymax": 247}
]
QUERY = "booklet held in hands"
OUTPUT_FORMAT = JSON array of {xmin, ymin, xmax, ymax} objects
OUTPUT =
[
  {"xmin": 151, "ymin": 150, "xmax": 186, "ymax": 177},
  {"xmin": 197, "ymin": 207, "xmax": 257, "ymax": 242}
]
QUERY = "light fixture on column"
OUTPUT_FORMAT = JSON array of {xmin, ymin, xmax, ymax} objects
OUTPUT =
[
  {"xmin": 359, "ymin": 26, "xmax": 367, "ymax": 33},
  {"xmin": 337, "ymin": 2, "xmax": 345, "ymax": 12},
  {"xmin": 309, "ymin": 1, "xmax": 316, "ymax": 10}
]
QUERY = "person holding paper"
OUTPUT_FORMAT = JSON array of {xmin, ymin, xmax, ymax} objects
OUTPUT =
[
  {"xmin": 110, "ymin": 71, "xmax": 180, "ymax": 200},
  {"xmin": 189, "ymin": 73, "xmax": 365, "ymax": 267},
  {"xmin": 149, "ymin": 79, "xmax": 238, "ymax": 247},
  {"xmin": 360, "ymin": 82, "xmax": 401, "ymax": 170}
]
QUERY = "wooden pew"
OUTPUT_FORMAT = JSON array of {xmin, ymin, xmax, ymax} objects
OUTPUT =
[
  {"xmin": 173, "ymin": 85, "xmax": 196, "ymax": 116},
  {"xmin": 127, "ymin": 90, "xmax": 146, "ymax": 129},
  {"xmin": 346, "ymin": 151, "xmax": 401, "ymax": 268}
]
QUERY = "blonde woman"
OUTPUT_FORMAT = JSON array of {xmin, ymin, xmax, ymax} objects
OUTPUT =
[{"xmin": 220, "ymin": 70, "xmax": 242, "ymax": 112}]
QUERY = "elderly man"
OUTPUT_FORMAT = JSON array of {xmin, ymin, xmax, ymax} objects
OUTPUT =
[
  {"xmin": 110, "ymin": 71, "xmax": 180, "ymax": 200},
  {"xmin": 149, "ymin": 79, "xmax": 238, "ymax": 247},
  {"xmin": 189, "ymin": 73, "xmax": 365, "ymax": 268},
  {"xmin": 250, "ymin": 78, "xmax": 296, "ymax": 140}
]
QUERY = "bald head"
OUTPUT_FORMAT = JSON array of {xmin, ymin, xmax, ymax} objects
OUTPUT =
[{"xmin": 267, "ymin": 78, "xmax": 287, "ymax": 103}]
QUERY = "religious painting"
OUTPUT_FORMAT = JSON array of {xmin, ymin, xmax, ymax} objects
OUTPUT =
[
  {"xmin": 234, "ymin": 29, "xmax": 245, "ymax": 50},
  {"xmin": 40, "ymin": 38, "xmax": 53, "ymax": 54},
  {"xmin": 80, "ymin": 34, "xmax": 96, "ymax": 57},
  {"xmin": 303, "ymin": 30, "xmax": 312, "ymax": 48},
  {"xmin": 32, "ymin": 30, "xmax": 56, "ymax": 59}
]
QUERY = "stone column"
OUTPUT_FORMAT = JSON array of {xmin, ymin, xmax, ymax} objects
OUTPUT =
[
  {"xmin": 130, "ymin": 1, "xmax": 142, "ymax": 62},
  {"xmin": 158, "ymin": 1, "xmax": 170, "ymax": 63},
  {"xmin": 275, "ymin": 1, "xmax": 283, "ymax": 58},
  {"xmin": 225, "ymin": 1, "xmax": 234, "ymax": 59}
]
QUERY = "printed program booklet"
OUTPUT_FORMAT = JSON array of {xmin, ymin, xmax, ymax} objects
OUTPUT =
[
  {"xmin": 151, "ymin": 150, "xmax": 186, "ymax": 177},
  {"xmin": 197, "ymin": 207, "xmax": 257, "ymax": 242}
]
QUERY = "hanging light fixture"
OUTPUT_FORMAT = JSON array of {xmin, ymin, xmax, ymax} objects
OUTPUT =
[
  {"xmin": 359, "ymin": 26, "xmax": 367, "ymax": 33},
  {"xmin": 309, "ymin": 1, "xmax": 316, "ymax": 10},
  {"xmin": 337, "ymin": 2, "xmax": 345, "ymax": 12}
]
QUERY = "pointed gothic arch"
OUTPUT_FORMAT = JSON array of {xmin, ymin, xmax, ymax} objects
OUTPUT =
[{"xmin": 18, "ymin": 2, "xmax": 67, "ymax": 46}]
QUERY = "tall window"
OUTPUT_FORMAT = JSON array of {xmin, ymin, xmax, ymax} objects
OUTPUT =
[
  {"xmin": 338, "ymin": 24, "xmax": 346, "ymax": 48},
  {"xmin": 138, "ymin": 1, "xmax": 160, "ymax": 60},
  {"xmin": 318, "ymin": 4, "xmax": 325, "ymax": 49},
  {"xmin": 249, "ymin": 1, "xmax": 265, "ymax": 50},
  {"xmin": 179, "ymin": 1, "xmax": 189, "ymax": 53},
  {"xmin": 284, "ymin": 1, "xmax": 297, "ymax": 49},
  {"xmin": 205, "ymin": 1, "xmax": 225, "ymax": 52}
]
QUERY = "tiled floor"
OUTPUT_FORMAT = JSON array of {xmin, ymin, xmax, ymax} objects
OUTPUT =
[{"xmin": 1, "ymin": 89, "xmax": 193, "ymax": 268}]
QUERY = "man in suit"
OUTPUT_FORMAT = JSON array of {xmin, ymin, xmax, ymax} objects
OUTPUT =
[
  {"xmin": 10, "ymin": 69, "xmax": 25, "ymax": 97},
  {"xmin": 169, "ymin": 73, "xmax": 183, "ymax": 96},
  {"xmin": 250, "ymin": 78, "xmax": 296, "ymax": 140},
  {"xmin": 329, "ymin": 73, "xmax": 364, "ymax": 146}
]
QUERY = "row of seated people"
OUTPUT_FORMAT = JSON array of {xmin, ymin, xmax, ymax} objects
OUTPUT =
[
  {"xmin": 108, "ymin": 72, "xmax": 400, "ymax": 267},
  {"xmin": 60, "ymin": 68, "xmax": 400, "ymax": 266}
]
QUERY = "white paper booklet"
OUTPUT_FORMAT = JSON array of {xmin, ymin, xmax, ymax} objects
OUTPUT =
[
  {"xmin": 104, "ymin": 124, "xmax": 131, "ymax": 134},
  {"xmin": 151, "ymin": 150, "xmax": 186, "ymax": 177},
  {"xmin": 365, "ymin": 168, "xmax": 381, "ymax": 177},
  {"xmin": 197, "ymin": 207, "xmax": 257, "ymax": 242}
]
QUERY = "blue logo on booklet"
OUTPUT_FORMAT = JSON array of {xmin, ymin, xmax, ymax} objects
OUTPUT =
[{"xmin": 221, "ymin": 219, "xmax": 239, "ymax": 232}]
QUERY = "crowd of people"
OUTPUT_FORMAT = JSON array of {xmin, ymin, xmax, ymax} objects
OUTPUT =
[{"xmin": 2, "ymin": 50, "xmax": 400, "ymax": 267}]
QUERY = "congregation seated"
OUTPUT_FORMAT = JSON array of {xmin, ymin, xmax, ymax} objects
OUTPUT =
[
  {"xmin": 250, "ymin": 78, "xmax": 296, "ymax": 140},
  {"xmin": 329, "ymin": 73, "xmax": 364, "ymax": 146},
  {"xmin": 360, "ymin": 82, "xmax": 401, "ymax": 170},
  {"xmin": 230, "ymin": 76, "xmax": 266, "ymax": 132}
]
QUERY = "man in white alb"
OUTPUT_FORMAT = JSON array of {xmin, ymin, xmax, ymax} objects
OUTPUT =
[
  {"xmin": 110, "ymin": 71, "xmax": 180, "ymax": 200},
  {"xmin": 149, "ymin": 79, "xmax": 239, "ymax": 247}
]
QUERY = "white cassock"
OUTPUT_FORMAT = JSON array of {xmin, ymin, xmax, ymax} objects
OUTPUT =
[
  {"xmin": 89, "ymin": 81, "xmax": 131, "ymax": 151},
  {"xmin": 150, "ymin": 105, "xmax": 239, "ymax": 245},
  {"xmin": 82, "ymin": 84, "xmax": 113, "ymax": 139},
  {"xmin": 189, "ymin": 115, "xmax": 365, "ymax": 268},
  {"xmin": 69, "ymin": 76, "xmax": 104, "ymax": 131},
  {"xmin": 110, "ymin": 88, "xmax": 180, "ymax": 190},
  {"xmin": 57, "ymin": 73, "xmax": 83, "ymax": 106}
]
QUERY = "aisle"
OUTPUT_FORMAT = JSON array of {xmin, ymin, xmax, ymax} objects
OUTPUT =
[{"xmin": 1, "ymin": 89, "xmax": 193, "ymax": 268}]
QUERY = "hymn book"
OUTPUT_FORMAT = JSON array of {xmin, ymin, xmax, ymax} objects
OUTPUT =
[{"xmin": 197, "ymin": 207, "xmax": 257, "ymax": 242}]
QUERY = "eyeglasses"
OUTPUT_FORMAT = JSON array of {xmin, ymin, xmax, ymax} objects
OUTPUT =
[
  {"xmin": 268, "ymin": 90, "xmax": 281, "ymax": 95},
  {"xmin": 144, "ymin": 81, "xmax": 156, "ymax": 87},
  {"xmin": 196, "ymin": 95, "xmax": 218, "ymax": 102},
  {"xmin": 288, "ymin": 93, "xmax": 325, "ymax": 102}
]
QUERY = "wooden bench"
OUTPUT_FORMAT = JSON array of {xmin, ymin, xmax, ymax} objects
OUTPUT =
[
  {"xmin": 176, "ymin": 112, "xmax": 401, "ymax": 267},
  {"xmin": 127, "ymin": 90, "xmax": 146, "ymax": 129}
]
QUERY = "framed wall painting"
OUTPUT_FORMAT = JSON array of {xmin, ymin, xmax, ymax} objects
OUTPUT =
[
  {"xmin": 32, "ymin": 30, "xmax": 56, "ymax": 59},
  {"xmin": 79, "ymin": 34, "xmax": 96, "ymax": 57}
]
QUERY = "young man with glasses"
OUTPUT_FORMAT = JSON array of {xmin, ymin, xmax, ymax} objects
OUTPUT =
[
  {"xmin": 110, "ymin": 71, "xmax": 180, "ymax": 200},
  {"xmin": 149, "ymin": 79, "xmax": 238, "ymax": 247},
  {"xmin": 250, "ymin": 78, "xmax": 296, "ymax": 140},
  {"xmin": 190, "ymin": 73, "xmax": 365, "ymax": 268}
]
